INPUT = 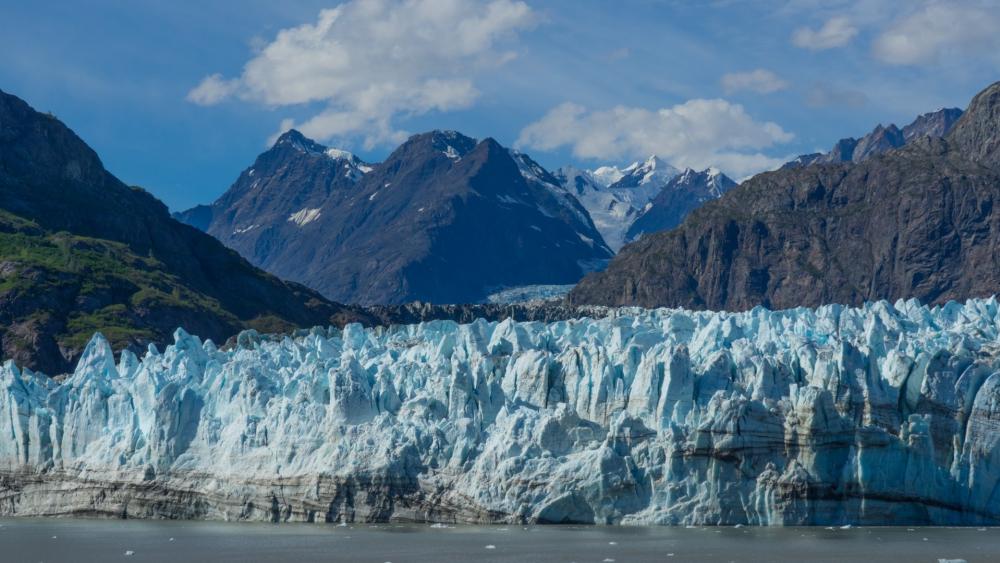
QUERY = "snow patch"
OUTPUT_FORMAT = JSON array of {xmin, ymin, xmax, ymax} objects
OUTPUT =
[
  {"xmin": 287, "ymin": 208, "xmax": 322, "ymax": 227},
  {"xmin": 326, "ymin": 148, "xmax": 356, "ymax": 161}
]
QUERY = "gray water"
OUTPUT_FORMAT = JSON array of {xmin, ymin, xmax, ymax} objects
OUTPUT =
[{"xmin": 1, "ymin": 519, "xmax": 998, "ymax": 562}]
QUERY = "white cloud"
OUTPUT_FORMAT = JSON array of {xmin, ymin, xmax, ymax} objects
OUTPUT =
[
  {"xmin": 516, "ymin": 99, "xmax": 794, "ymax": 178},
  {"xmin": 186, "ymin": 73, "xmax": 239, "ymax": 105},
  {"xmin": 792, "ymin": 16, "xmax": 858, "ymax": 50},
  {"xmin": 187, "ymin": 0, "xmax": 535, "ymax": 146},
  {"xmin": 721, "ymin": 69, "xmax": 788, "ymax": 95},
  {"xmin": 873, "ymin": 1, "xmax": 1000, "ymax": 65}
]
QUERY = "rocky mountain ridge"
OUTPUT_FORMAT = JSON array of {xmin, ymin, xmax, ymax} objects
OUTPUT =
[
  {"xmin": 0, "ymin": 89, "xmax": 369, "ymax": 374},
  {"xmin": 180, "ymin": 130, "xmax": 613, "ymax": 305},
  {"xmin": 569, "ymin": 82, "xmax": 1000, "ymax": 310},
  {"xmin": 625, "ymin": 167, "xmax": 737, "ymax": 242},
  {"xmin": 782, "ymin": 107, "xmax": 963, "ymax": 169}
]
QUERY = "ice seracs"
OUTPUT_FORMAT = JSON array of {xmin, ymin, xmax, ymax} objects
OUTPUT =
[{"xmin": 4, "ymin": 298, "xmax": 1000, "ymax": 525}]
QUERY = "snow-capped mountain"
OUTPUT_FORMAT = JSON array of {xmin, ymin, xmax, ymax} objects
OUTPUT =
[
  {"xmin": 554, "ymin": 156, "xmax": 692, "ymax": 251},
  {"xmin": 174, "ymin": 129, "xmax": 372, "ymax": 242},
  {"xmin": 178, "ymin": 130, "xmax": 612, "ymax": 305},
  {"xmin": 608, "ymin": 155, "xmax": 681, "ymax": 190},
  {"xmin": 625, "ymin": 167, "xmax": 737, "ymax": 242}
]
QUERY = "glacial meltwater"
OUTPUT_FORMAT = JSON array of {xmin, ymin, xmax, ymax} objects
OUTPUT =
[{"xmin": 1, "ymin": 520, "xmax": 999, "ymax": 562}]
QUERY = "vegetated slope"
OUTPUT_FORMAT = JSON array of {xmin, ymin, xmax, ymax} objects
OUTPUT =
[{"xmin": 0, "ymin": 89, "xmax": 368, "ymax": 373}]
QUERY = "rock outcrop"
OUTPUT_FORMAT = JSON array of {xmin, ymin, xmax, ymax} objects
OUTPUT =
[{"xmin": 569, "ymin": 82, "xmax": 1000, "ymax": 310}]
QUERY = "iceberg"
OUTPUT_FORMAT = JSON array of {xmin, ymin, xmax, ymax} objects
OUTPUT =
[{"xmin": 4, "ymin": 298, "xmax": 1000, "ymax": 525}]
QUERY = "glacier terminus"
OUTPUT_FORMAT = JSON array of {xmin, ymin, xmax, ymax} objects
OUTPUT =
[{"xmin": 4, "ymin": 298, "xmax": 1000, "ymax": 526}]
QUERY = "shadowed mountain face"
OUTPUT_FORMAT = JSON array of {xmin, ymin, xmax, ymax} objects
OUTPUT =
[
  {"xmin": 569, "ymin": 82, "xmax": 1000, "ymax": 310},
  {"xmin": 180, "ymin": 130, "xmax": 612, "ymax": 305},
  {"xmin": 0, "ymin": 90, "xmax": 369, "ymax": 374},
  {"xmin": 174, "ymin": 129, "xmax": 372, "ymax": 269}
]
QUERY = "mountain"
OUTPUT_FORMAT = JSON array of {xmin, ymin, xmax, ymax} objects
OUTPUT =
[
  {"xmin": 180, "ymin": 130, "xmax": 612, "ymax": 305},
  {"xmin": 8, "ymin": 298, "xmax": 1000, "ymax": 525},
  {"xmin": 553, "ymin": 156, "xmax": 680, "ymax": 251},
  {"xmin": 0, "ymin": 89, "xmax": 369, "ymax": 374},
  {"xmin": 782, "ymin": 107, "xmax": 963, "ymax": 169},
  {"xmin": 175, "ymin": 129, "xmax": 371, "ymax": 271},
  {"xmin": 903, "ymin": 107, "xmax": 965, "ymax": 142},
  {"xmin": 624, "ymin": 167, "xmax": 737, "ymax": 242},
  {"xmin": 569, "ymin": 82, "xmax": 1000, "ymax": 310}
]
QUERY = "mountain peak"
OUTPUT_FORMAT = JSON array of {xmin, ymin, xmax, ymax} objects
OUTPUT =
[
  {"xmin": 611, "ymin": 155, "xmax": 680, "ymax": 189},
  {"xmin": 623, "ymin": 166, "xmax": 736, "ymax": 244},
  {"xmin": 947, "ymin": 81, "xmax": 1000, "ymax": 169},
  {"xmin": 399, "ymin": 129, "xmax": 478, "ymax": 161},
  {"xmin": 272, "ymin": 129, "xmax": 329, "ymax": 155}
]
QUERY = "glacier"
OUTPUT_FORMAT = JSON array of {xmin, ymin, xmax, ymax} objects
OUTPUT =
[{"xmin": 4, "ymin": 298, "xmax": 1000, "ymax": 525}]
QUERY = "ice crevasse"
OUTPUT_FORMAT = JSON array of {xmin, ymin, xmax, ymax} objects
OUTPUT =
[{"xmin": 4, "ymin": 298, "xmax": 1000, "ymax": 525}]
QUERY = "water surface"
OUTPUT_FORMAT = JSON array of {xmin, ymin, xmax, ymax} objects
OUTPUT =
[{"xmin": 1, "ymin": 519, "xmax": 997, "ymax": 562}]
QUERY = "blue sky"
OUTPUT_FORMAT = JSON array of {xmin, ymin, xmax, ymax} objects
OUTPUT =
[{"xmin": 2, "ymin": 0, "xmax": 998, "ymax": 211}]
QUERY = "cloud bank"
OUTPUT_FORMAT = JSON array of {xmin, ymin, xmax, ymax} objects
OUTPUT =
[
  {"xmin": 873, "ymin": 1, "xmax": 1000, "ymax": 65},
  {"xmin": 187, "ymin": 0, "xmax": 535, "ymax": 147},
  {"xmin": 517, "ymin": 99, "xmax": 794, "ymax": 178}
]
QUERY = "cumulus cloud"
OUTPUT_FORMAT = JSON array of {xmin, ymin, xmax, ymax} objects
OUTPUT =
[
  {"xmin": 186, "ymin": 73, "xmax": 239, "ymax": 105},
  {"xmin": 873, "ymin": 1, "xmax": 1000, "ymax": 65},
  {"xmin": 187, "ymin": 0, "xmax": 535, "ymax": 146},
  {"xmin": 792, "ymin": 16, "xmax": 858, "ymax": 50},
  {"xmin": 516, "ymin": 99, "xmax": 794, "ymax": 178},
  {"xmin": 721, "ymin": 69, "xmax": 788, "ymax": 95}
]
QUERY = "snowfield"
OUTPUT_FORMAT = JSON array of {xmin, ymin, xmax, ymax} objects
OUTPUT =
[{"xmin": 4, "ymin": 298, "xmax": 1000, "ymax": 525}]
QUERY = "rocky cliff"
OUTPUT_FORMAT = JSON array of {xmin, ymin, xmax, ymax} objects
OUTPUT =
[{"xmin": 569, "ymin": 82, "xmax": 1000, "ymax": 310}]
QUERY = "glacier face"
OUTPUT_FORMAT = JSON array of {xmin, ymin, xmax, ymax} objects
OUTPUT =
[{"xmin": 4, "ymin": 298, "xmax": 1000, "ymax": 525}]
